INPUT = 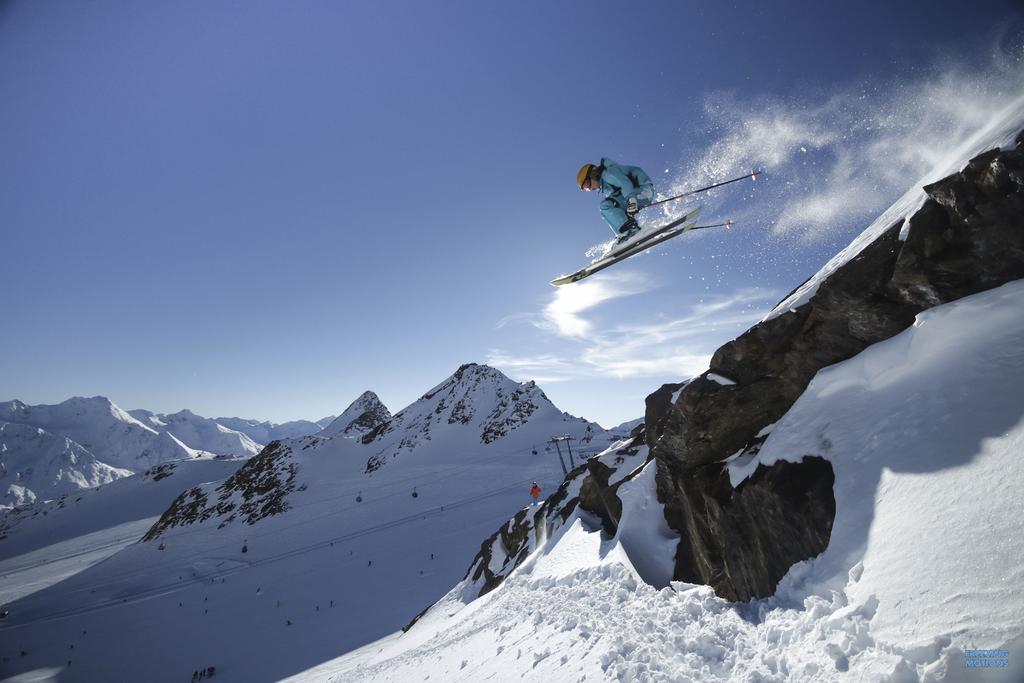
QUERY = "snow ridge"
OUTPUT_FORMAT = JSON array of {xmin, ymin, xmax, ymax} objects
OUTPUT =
[{"xmin": 129, "ymin": 408, "xmax": 262, "ymax": 457}]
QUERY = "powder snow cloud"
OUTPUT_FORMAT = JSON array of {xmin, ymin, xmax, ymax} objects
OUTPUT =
[{"xmin": 662, "ymin": 44, "xmax": 1024, "ymax": 244}]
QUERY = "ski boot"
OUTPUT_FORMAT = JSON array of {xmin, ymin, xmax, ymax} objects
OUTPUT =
[{"xmin": 615, "ymin": 219, "xmax": 641, "ymax": 245}]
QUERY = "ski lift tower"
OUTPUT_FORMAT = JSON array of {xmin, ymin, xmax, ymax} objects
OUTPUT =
[{"xmin": 548, "ymin": 435, "xmax": 577, "ymax": 475}]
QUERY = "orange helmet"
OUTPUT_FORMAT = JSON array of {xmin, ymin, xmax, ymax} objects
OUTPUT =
[{"xmin": 577, "ymin": 163, "xmax": 597, "ymax": 189}]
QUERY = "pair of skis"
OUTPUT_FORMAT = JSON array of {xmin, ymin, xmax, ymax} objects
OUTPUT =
[{"xmin": 551, "ymin": 170, "xmax": 760, "ymax": 286}]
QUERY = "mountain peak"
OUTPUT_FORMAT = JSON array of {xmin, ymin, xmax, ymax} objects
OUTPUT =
[
  {"xmin": 59, "ymin": 395, "xmax": 111, "ymax": 411},
  {"xmin": 319, "ymin": 391, "xmax": 392, "ymax": 439},
  {"xmin": 420, "ymin": 363, "xmax": 515, "ymax": 401},
  {"xmin": 58, "ymin": 396, "xmax": 153, "ymax": 430},
  {"xmin": 454, "ymin": 362, "xmax": 501, "ymax": 380},
  {"xmin": 360, "ymin": 364, "xmax": 591, "ymax": 472}
]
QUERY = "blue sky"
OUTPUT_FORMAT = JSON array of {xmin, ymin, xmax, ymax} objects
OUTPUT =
[{"xmin": 2, "ymin": 1, "xmax": 1022, "ymax": 426}]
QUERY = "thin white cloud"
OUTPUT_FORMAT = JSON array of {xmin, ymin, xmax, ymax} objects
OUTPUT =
[
  {"xmin": 490, "ymin": 287, "xmax": 778, "ymax": 381},
  {"xmin": 482, "ymin": 352, "xmax": 577, "ymax": 383},
  {"xmin": 541, "ymin": 271, "xmax": 658, "ymax": 338},
  {"xmin": 497, "ymin": 272, "xmax": 659, "ymax": 338}
]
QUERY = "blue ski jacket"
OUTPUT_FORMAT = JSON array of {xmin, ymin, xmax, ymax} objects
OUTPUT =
[{"xmin": 597, "ymin": 158, "xmax": 654, "ymax": 232}]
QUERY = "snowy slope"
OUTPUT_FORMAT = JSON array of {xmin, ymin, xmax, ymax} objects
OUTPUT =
[
  {"xmin": 0, "ymin": 366, "xmax": 615, "ymax": 682},
  {"xmin": 0, "ymin": 396, "xmax": 199, "ymax": 472},
  {"xmin": 0, "ymin": 423, "xmax": 131, "ymax": 509},
  {"xmin": 732, "ymin": 279, "xmax": 1024, "ymax": 652},
  {"xmin": 0, "ymin": 458, "xmax": 245, "ymax": 604},
  {"xmin": 318, "ymin": 391, "xmax": 391, "ymax": 439},
  {"xmin": 296, "ymin": 280, "xmax": 1024, "ymax": 683},
  {"xmin": 130, "ymin": 409, "xmax": 262, "ymax": 457}
]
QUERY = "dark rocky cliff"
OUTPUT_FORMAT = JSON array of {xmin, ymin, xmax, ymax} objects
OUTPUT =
[{"xmin": 459, "ymin": 131, "xmax": 1024, "ymax": 603}]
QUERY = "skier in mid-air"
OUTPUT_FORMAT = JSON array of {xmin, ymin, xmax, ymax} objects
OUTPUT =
[
  {"xmin": 555, "ymin": 166, "xmax": 757, "ymax": 286},
  {"xmin": 577, "ymin": 158, "xmax": 655, "ymax": 243},
  {"xmin": 530, "ymin": 482, "xmax": 542, "ymax": 505}
]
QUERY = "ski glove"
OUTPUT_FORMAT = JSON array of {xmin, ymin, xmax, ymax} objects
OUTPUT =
[{"xmin": 626, "ymin": 197, "xmax": 639, "ymax": 215}]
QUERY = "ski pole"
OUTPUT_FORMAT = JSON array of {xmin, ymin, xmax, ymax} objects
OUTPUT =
[
  {"xmin": 645, "ymin": 170, "xmax": 762, "ymax": 209},
  {"xmin": 689, "ymin": 219, "xmax": 735, "ymax": 231}
]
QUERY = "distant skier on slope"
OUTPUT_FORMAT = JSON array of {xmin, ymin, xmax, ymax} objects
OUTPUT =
[
  {"xmin": 530, "ymin": 482, "xmax": 542, "ymax": 505},
  {"xmin": 577, "ymin": 158, "xmax": 655, "ymax": 243}
]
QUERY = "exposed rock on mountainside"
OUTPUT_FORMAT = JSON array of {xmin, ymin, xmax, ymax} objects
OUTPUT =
[
  {"xmin": 426, "ymin": 428, "xmax": 649, "ymax": 609},
  {"xmin": 143, "ymin": 441, "xmax": 298, "ymax": 539},
  {"xmin": 319, "ymin": 391, "xmax": 391, "ymax": 438},
  {"xmin": 460, "ymin": 133, "xmax": 1024, "ymax": 603}
]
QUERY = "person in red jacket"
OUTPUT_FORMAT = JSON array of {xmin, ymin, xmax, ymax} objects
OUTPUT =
[{"xmin": 530, "ymin": 482, "xmax": 542, "ymax": 505}]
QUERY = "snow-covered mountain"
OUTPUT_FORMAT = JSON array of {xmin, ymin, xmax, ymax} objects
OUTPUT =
[
  {"xmin": 357, "ymin": 363, "xmax": 606, "ymax": 472},
  {"xmin": 0, "ymin": 365, "xmax": 619, "ymax": 681},
  {"xmin": 318, "ymin": 391, "xmax": 391, "ymax": 439},
  {"xmin": 0, "ymin": 396, "xmax": 201, "ymax": 472},
  {"xmin": 0, "ymin": 422, "xmax": 132, "ymax": 509},
  {"xmin": 138, "ymin": 365, "xmax": 610, "ymax": 539},
  {"xmin": 130, "ymin": 409, "xmax": 263, "ymax": 457},
  {"xmin": 0, "ymin": 394, "xmax": 374, "ymax": 511},
  {"xmin": 214, "ymin": 416, "xmax": 325, "ymax": 445}
]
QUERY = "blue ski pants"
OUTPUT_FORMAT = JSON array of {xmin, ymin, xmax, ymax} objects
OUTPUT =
[{"xmin": 600, "ymin": 188, "xmax": 654, "ymax": 233}]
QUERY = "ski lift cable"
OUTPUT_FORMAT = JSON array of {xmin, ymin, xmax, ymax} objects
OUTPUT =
[{"xmin": 11, "ymin": 474, "xmax": 544, "ymax": 614}]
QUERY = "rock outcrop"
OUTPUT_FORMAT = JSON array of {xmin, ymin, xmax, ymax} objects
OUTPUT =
[
  {"xmin": 143, "ymin": 440, "xmax": 299, "ymax": 540},
  {"xmin": 649, "ymin": 134, "xmax": 1024, "ymax": 600}
]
